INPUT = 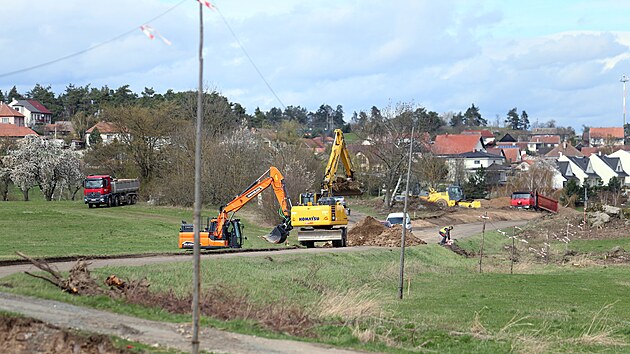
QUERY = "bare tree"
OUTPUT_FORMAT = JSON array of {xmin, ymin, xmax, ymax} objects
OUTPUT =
[
  {"xmin": 413, "ymin": 153, "xmax": 449, "ymax": 189},
  {"xmin": 354, "ymin": 102, "xmax": 418, "ymax": 206}
]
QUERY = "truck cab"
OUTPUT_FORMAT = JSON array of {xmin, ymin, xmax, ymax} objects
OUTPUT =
[
  {"xmin": 510, "ymin": 191, "xmax": 534, "ymax": 208},
  {"xmin": 84, "ymin": 175, "xmax": 113, "ymax": 207}
]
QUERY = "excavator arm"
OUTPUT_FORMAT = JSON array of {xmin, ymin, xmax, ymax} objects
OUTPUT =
[
  {"xmin": 321, "ymin": 129, "xmax": 362, "ymax": 197},
  {"xmin": 214, "ymin": 166, "xmax": 292, "ymax": 244}
]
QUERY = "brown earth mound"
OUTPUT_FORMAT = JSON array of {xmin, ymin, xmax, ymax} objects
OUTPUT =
[
  {"xmin": 479, "ymin": 197, "xmax": 511, "ymax": 209},
  {"xmin": 347, "ymin": 216, "xmax": 426, "ymax": 247},
  {"xmin": 0, "ymin": 315, "xmax": 131, "ymax": 354}
]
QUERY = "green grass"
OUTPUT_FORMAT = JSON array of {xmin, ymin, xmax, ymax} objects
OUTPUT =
[
  {"xmin": 2, "ymin": 244, "xmax": 629, "ymax": 353},
  {"xmin": 0, "ymin": 198, "xmax": 291, "ymax": 260},
  {"xmin": 568, "ymin": 238, "xmax": 630, "ymax": 253}
]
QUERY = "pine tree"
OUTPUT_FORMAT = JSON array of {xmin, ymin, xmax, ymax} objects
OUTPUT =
[
  {"xmin": 505, "ymin": 108, "xmax": 519, "ymax": 130},
  {"xmin": 520, "ymin": 110, "xmax": 530, "ymax": 130}
]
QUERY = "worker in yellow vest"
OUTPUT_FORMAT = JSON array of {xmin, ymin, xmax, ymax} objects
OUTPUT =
[{"xmin": 439, "ymin": 226, "xmax": 453, "ymax": 245}]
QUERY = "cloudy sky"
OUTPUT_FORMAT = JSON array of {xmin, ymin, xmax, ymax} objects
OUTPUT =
[{"xmin": 2, "ymin": 0, "xmax": 630, "ymax": 130}]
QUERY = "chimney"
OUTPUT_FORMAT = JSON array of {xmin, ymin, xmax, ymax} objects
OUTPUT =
[{"xmin": 563, "ymin": 141, "xmax": 567, "ymax": 149}]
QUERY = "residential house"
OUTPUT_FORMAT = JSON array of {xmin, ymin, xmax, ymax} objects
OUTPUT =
[
  {"xmin": 545, "ymin": 142, "xmax": 584, "ymax": 160},
  {"xmin": 0, "ymin": 124, "xmax": 38, "ymax": 138},
  {"xmin": 485, "ymin": 163, "xmax": 512, "ymax": 185},
  {"xmin": 431, "ymin": 134, "xmax": 485, "ymax": 155},
  {"xmin": 588, "ymin": 127, "xmax": 624, "ymax": 146},
  {"xmin": 488, "ymin": 146, "xmax": 522, "ymax": 164},
  {"xmin": 8, "ymin": 99, "xmax": 52, "ymax": 127},
  {"xmin": 527, "ymin": 135, "xmax": 560, "ymax": 152},
  {"xmin": 556, "ymin": 160, "xmax": 579, "ymax": 187},
  {"xmin": 608, "ymin": 150, "xmax": 630, "ymax": 186},
  {"xmin": 558, "ymin": 155, "xmax": 600, "ymax": 186},
  {"xmin": 498, "ymin": 133, "xmax": 517, "ymax": 143},
  {"xmin": 443, "ymin": 151, "xmax": 506, "ymax": 183},
  {"xmin": 589, "ymin": 153, "xmax": 629, "ymax": 187},
  {"xmin": 44, "ymin": 121, "xmax": 74, "ymax": 138},
  {"xmin": 0, "ymin": 102, "xmax": 26, "ymax": 126},
  {"xmin": 531, "ymin": 127, "xmax": 575, "ymax": 142},
  {"xmin": 85, "ymin": 121, "xmax": 121, "ymax": 146},
  {"xmin": 462, "ymin": 129, "xmax": 495, "ymax": 146},
  {"xmin": 514, "ymin": 160, "xmax": 534, "ymax": 172}
]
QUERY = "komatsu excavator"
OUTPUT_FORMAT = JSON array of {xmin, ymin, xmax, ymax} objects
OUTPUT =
[
  {"xmin": 291, "ymin": 129, "xmax": 362, "ymax": 248},
  {"xmin": 178, "ymin": 166, "xmax": 292, "ymax": 249}
]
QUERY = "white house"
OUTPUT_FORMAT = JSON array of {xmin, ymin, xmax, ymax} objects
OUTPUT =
[
  {"xmin": 608, "ymin": 150, "xmax": 630, "ymax": 186},
  {"xmin": 588, "ymin": 127, "xmax": 624, "ymax": 146},
  {"xmin": 8, "ymin": 99, "xmax": 52, "ymax": 127},
  {"xmin": 558, "ymin": 155, "xmax": 600, "ymax": 187},
  {"xmin": 85, "ymin": 121, "xmax": 122, "ymax": 146},
  {"xmin": 589, "ymin": 153, "xmax": 629, "ymax": 187}
]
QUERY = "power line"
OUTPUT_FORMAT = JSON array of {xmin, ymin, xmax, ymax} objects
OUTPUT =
[
  {"xmin": 0, "ymin": 0, "xmax": 187, "ymax": 79},
  {"xmin": 214, "ymin": 4, "xmax": 286, "ymax": 110}
]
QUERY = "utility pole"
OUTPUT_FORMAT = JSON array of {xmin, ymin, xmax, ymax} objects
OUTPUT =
[
  {"xmin": 192, "ymin": 3, "xmax": 204, "ymax": 353},
  {"xmin": 397, "ymin": 126, "xmax": 414, "ymax": 300},
  {"xmin": 478, "ymin": 212, "xmax": 488, "ymax": 273},
  {"xmin": 621, "ymin": 74, "xmax": 629, "ymax": 127}
]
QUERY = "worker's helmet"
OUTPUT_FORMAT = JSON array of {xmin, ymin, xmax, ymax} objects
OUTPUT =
[{"xmin": 449, "ymin": 225, "xmax": 454, "ymax": 230}]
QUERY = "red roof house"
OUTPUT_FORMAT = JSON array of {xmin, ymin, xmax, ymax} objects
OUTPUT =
[
  {"xmin": 588, "ymin": 127, "xmax": 624, "ymax": 146},
  {"xmin": 0, "ymin": 103, "xmax": 25, "ymax": 127},
  {"xmin": 431, "ymin": 134, "xmax": 485, "ymax": 155},
  {"xmin": 0, "ymin": 124, "xmax": 38, "ymax": 138}
]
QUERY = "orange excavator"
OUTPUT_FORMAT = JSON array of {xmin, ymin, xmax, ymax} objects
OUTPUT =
[{"xmin": 178, "ymin": 166, "xmax": 292, "ymax": 249}]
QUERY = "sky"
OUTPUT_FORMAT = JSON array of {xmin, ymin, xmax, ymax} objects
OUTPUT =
[{"xmin": 2, "ymin": 0, "xmax": 630, "ymax": 131}]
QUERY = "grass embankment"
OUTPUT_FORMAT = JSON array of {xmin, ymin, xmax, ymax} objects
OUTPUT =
[
  {"xmin": 0, "ymin": 197, "xmax": 289, "ymax": 260},
  {"xmin": 2, "ymin": 235, "xmax": 629, "ymax": 353}
]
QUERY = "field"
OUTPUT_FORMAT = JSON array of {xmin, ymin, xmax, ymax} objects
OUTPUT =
[
  {"xmin": 1, "ymin": 196, "xmax": 629, "ymax": 353},
  {"xmin": 0, "ymin": 196, "xmax": 289, "ymax": 261}
]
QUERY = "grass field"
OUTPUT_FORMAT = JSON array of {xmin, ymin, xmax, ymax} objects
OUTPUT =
[
  {"xmin": 0, "ymin": 195, "xmax": 290, "ymax": 260},
  {"xmin": 1, "ymin": 197, "xmax": 629, "ymax": 352}
]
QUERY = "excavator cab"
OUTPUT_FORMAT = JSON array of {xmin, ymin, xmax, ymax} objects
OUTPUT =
[{"xmin": 446, "ymin": 185, "xmax": 464, "ymax": 202}]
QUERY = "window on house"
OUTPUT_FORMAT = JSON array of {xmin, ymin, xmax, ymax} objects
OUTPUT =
[
  {"xmin": 1, "ymin": 118, "xmax": 8, "ymax": 123},
  {"xmin": 474, "ymin": 160, "xmax": 480, "ymax": 164}
]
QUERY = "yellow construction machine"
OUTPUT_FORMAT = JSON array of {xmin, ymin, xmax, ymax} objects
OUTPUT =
[
  {"xmin": 291, "ymin": 129, "xmax": 362, "ymax": 247},
  {"xmin": 419, "ymin": 185, "xmax": 481, "ymax": 209}
]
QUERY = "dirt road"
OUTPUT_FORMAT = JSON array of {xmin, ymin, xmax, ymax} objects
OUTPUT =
[{"xmin": 0, "ymin": 292, "xmax": 361, "ymax": 354}]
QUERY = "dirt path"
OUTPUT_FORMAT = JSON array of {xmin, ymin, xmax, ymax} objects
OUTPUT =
[
  {"xmin": 0, "ymin": 292, "xmax": 362, "ymax": 354},
  {"xmin": 411, "ymin": 220, "xmax": 531, "ymax": 244}
]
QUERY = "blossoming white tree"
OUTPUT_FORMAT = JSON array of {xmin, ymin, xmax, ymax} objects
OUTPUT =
[{"xmin": 2, "ymin": 137, "xmax": 83, "ymax": 201}]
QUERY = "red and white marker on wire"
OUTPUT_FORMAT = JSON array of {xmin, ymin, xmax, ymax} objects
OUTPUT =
[{"xmin": 140, "ymin": 25, "xmax": 172, "ymax": 45}]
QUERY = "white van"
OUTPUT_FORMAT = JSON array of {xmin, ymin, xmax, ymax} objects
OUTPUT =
[{"xmin": 385, "ymin": 212, "xmax": 412, "ymax": 231}]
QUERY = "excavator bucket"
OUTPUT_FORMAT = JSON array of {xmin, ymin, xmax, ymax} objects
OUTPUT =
[
  {"xmin": 263, "ymin": 223, "xmax": 290, "ymax": 244},
  {"xmin": 331, "ymin": 177, "xmax": 363, "ymax": 196}
]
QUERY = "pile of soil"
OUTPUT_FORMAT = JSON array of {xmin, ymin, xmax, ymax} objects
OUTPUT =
[
  {"xmin": 347, "ymin": 216, "xmax": 426, "ymax": 247},
  {"xmin": 0, "ymin": 315, "xmax": 131, "ymax": 354},
  {"xmin": 479, "ymin": 197, "xmax": 511, "ymax": 209}
]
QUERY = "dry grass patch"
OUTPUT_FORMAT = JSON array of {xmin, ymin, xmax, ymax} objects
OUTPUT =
[{"xmin": 318, "ymin": 286, "xmax": 382, "ymax": 321}]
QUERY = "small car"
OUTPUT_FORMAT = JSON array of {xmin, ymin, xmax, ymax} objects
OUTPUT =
[{"xmin": 385, "ymin": 212, "xmax": 412, "ymax": 231}]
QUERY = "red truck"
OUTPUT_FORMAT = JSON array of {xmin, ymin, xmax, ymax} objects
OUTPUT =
[
  {"xmin": 83, "ymin": 175, "xmax": 140, "ymax": 208},
  {"xmin": 510, "ymin": 191, "xmax": 558, "ymax": 213}
]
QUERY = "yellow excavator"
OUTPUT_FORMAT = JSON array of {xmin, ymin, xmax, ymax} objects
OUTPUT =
[
  {"xmin": 419, "ymin": 185, "xmax": 481, "ymax": 209},
  {"xmin": 178, "ymin": 167, "xmax": 292, "ymax": 249},
  {"xmin": 291, "ymin": 129, "xmax": 362, "ymax": 248}
]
